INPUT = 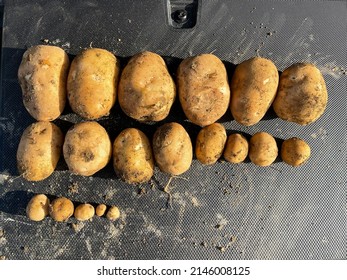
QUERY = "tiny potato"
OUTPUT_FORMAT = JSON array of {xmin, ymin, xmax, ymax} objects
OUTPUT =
[
  {"xmin": 74, "ymin": 203, "xmax": 95, "ymax": 221},
  {"xmin": 95, "ymin": 204, "xmax": 107, "ymax": 217},
  {"xmin": 249, "ymin": 132, "xmax": 278, "ymax": 166},
  {"xmin": 223, "ymin": 133, "xmax": 249, "ymax": 164},
  {"xmin": 49, "ymin": 197, "xmax": 74, "ymax": 222},
  {"xmin": 281, "ymin": 137, "xmax": 311, "ymax": 166},
  {"xmin": 106, "ymin": 206, "xmax": 120, "ymax": 221},
  {"xmin": 26, "ymin": 194, "xmax": 50, "ymax": 222}
]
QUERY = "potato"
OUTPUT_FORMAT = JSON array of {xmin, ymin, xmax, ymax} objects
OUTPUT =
[
  {"xmin": 177, "ymin": 54, "xmax": 230, "ymax": 127},
  {"xmin": 152, "ymin": 122, "xmax": 192, "ymax": 175},
  {"xmin": 223, "ymin": 133, "xmax": 249, "ymax": 163},
  {"xmin": 67, "ymin": 48, "xmax": 120, "ymax": 119},
  {"xmin": 26, "ymin": 194, "xmax": 50, "ymax": 222},
  {"xmin": 95, "ymin": 204, "xmax": 107, "ymax": 217},
  {"xmin": 63, "ymin": 121, "xmax": 112, "ymax": 176},
  {"xmin": 113, "ymin": 128, "xmax": 154, "ymax": 184},
  {"xmin": 273, "ymin": 63, "xmax": 328, "ymax": 125},
  {"xmin": 249, "ymin": 132, "xmax": 278, "ymax": 166},
  {"xmin": 281, "ymin": 137, "xmax": 311, "ymax": 166},
  {"xmin": 74, "ymin": 203, "xmax": 95, "ymax": 221},
  {"xmin": 118, "ymin": 51, "xmax": 175, "ymax": 122},
  {"xmin": 106, "ymin": 206, "xmax": 120, "ymax": 221},
  {"xmin": 17, "ymin": 45, "xmax": 69, "ymax": 121},
  {"xmin": 230, "ymin": 57, "xmax": 279, "ymax": 126},
  {"xmin": 17, "ymin": 121, "xmax": 63, "ymax": 181},
  {"xmin": 195, "ymin": 123, "xmax": 227, "ymax": 165},
  {"xmin": 49, "ymin": 197, "xmax": 74, "ymax": 222}
]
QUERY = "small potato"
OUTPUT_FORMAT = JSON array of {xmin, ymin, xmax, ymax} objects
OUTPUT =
[
  {"xmin": 281, "ymin": 137, "xmax": 311, "ymax": 166},
  {"xmin": 106, "ymin": 206, "xmax": 120, "ymax": 221},
  {"xmin": 118, "ymin": 51, "xmax": 176, "ymax": 122},
  {"xmin": 177, "ymin": 54, "xmax": 230, "ymax": 127},
  {"xmin": 26, "ymin": 194, "xmax": 50, "ymax": 222},
  {"xmin": 95, "ymin": 204, "xmax": 107, "ymax": 217},
  {"xmin": 67, "ymin": 48, "xmax": 120, "ymax": 119},
  {"xmin": 18, "ymin": 45, "xmax": 69, "ymax": 121},
  {"xmin": 273, "ymin": 63, "xmax": 328, "ymax": 125},
  {"xmin": 17, "ymin": 121, "xmax": 63, "ymax": 181},
  {"xmin": 195, "ymin": 123, "xmax": 227, "ymax": 165},
  {"xmin": 113, "ymin": 128, "xmax": 154, "ymax": 184},
  {"xmin": 63, "ymin": 121, "xmax": 112, "ymax": 176},
  {"xmin": 230, "ymin": 57, "xmax": 279, "ymax": 126},
  {"xmin": 249, "ymin": 132, "xmax": 278, "ymax": 166},
  {"xmin": 49, "ymin": 197, "xmax": 74, "ymax": 222},
  {"xmin": 223, "ymin": 133, "xmax": 249, "ymax": 163},
  {"xmin": 74, "ymin": 203, "xmax": 95, "ymax": 221},
  {"xmin": 153, "ymin": 122, "xmax": 193, "ymax": 175}
]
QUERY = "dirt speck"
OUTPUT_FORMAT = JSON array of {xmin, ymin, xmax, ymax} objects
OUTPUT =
[
  {"xmin": 0, "ymin": 256, "xmax": 6, "ymax": 260},
  {"xmin": 68, "ymin": 182, "xmax": 79, "ymax": 194},
  {"xmin": 201, "ymin": 241, "xmax": 207, "ymax": 247},
  {"xmin": 71, "ymin": 222, "xmax": 85, "ymax": 233},
  {"xmin": 191, "ymin": 197, "xmax": 200, "ymax": 207}
]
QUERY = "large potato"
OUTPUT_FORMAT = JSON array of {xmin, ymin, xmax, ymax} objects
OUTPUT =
[
  {"xmin": 152, "ymin": 122, "xmax": 192, "ymax": 175},
  {"xmin": 18, "ymin": 45, "xmax": 69, "ymax": 121},
  {"xmin": 177, "ymin": 54, "xmax": 230, "ymax": 127},
  {"xmin": 249, "ymin": 132, "xmax": 278, "ymax": 166},
  {"xmin": 118, "ymin": 51, "xmax": 175, "ymax": 122},
  {"xmin": 273, "ymin": 63, "xmax": 328, "ymax": 125},
  {"xmin": 17, "ymin": 121, "xmax": 63, "ymax": 181},
  {"xmin": 223, "ymin": 133, "xmax": 249, "ymax": 164},
  {"xmin": 113, "ymin": 128, "xmax": 154, "ymax": 184},
  {"xmin": 67, "ymin": 48, "xmax": 120, "ymax": 119},
  {"xmin": 63, "ymin": 121, "xmax": 112, "ymax": 176},
  {"xmin": 281, "ymin": 137, "xmax": 311, "ymax": 166},
  {"xmin": 230, "ymin": 57, "xmax": 279, "ymax": 126}
]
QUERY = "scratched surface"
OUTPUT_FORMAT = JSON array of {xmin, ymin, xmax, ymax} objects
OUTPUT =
[{"xmin": 0, "ymin": 0, "xmax": 346, "ymax": 260}]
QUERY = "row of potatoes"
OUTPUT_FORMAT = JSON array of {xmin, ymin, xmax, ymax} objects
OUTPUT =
[
  {"xmin": 18, "ymin": 45, "xmax": 328, "ymax": 127},
  {"xmin": 17, "ymin": 120, "xmax": 310, "ymax": 183}
]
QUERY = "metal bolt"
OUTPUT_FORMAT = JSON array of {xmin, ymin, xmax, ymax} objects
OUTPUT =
[{"xmin": 174, "ymin": 9, "xmax": 188, "ymax": 24}]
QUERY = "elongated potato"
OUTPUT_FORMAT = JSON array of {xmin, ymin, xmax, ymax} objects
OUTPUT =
[
  {"xmin": 153, "ymin": 122, "xmax": 192, "ymax": 175},
  {"xmin": 118, "ymin": 51, "xmax": 176, "ymax": 122},
  {"xmin": 230, "ymin": 57, "xmax": 279, "ymax": 126},
  {"xmin": 273, "ymin": 63, "xmax": 327, "ymax": 125},
  {"xmin": 17, "ymin": 121, "xmax": 63, "ymax": 181},
  {"xmin": 177, "ymin": 54, "xmax": 230, "ymax": 127},
  {"xmin": 63, "ymin": 121, "xmax": 112, "ymax": 176},
  {"xmin": 249, "ymin": 132, "xmax": 278, "ymax": 166},
  {"xmin": 281, "ymin": 137, "xmax": 311, "ymax": 166},
  {"xmin": 113, "ymin": 128, "xmax": 154, "ymax": 184},
  {"xmin": 223, "ymin": 133, "xmax": 249, "ymax": 163},
  {"xmin": 26, "ymin": 194, "xmax": 50, "ymax": 221},
  {"xmin": 67, "ymin": 48, "xmax": 120, "ymax": 119},
  {"xmin": 18, "ymin": 45, "xmax": 69, "ymax": 121}
]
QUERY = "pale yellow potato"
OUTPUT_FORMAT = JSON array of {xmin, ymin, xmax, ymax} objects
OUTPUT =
[
  {"xmin": 63, "ymin": 121, "xmax": 112, "ymax": 176},
  {"xmin": 273, "ymin": 63, "xmax": 327, "ymax": 125},
  {"xmin": 17, "ymin": 121, "xmax": 63, "ymax": 181},
  {"xmin": 18, "ymin": 45, "xmax": 69, "ymax": 121},
  {"xmin": 95, "ymin": 204, "xmax": 107, "ymax": 217},
  {"xmin": 113, "ymin": 128, "xmax": 154, "ymax": 184},
  {"xmin": 153, "ymin": 122, "xmax": 192, "ymax": 175},
  {"xmin": 67, "ymin": 48, "xmax": 120, "ymax": 119},
  {"xmin": 106, "ymin": 206, "xmax": 120, "ymax": 221},
  {"xmin": 118, "ymin": 51, "xmax": 176, "ymax": 122},
  {"xmin": 177, "ymin": 54, "xmax": 230, "ymax": 127},
  {"xmin": 26, "ymin": 194, "xmax": 50, "ymax": 221},
  {"xmin": 223, "ymin": 133, "xmax": 249, "ymax": 163},
  {"xmin": 74, "ymin": 203, "xmax": 95, "ymax": 221},
  {"xmin": 195, "ymin": 123, "xmax": 227, "ymax": 165},
  {"xmin": 49, "ymin": 197, "xmax": 74, "ymax": 222},
  {"xmin": 230, "ymin": 57, "xmax": 279, "ymax": 126},
  {"xmin": 249, "ymin": 132, "xmax": 278, "ymax": 166},
  {"xmin": 281, "ymin": 137, "xmax": 311, "ymax": 166}
]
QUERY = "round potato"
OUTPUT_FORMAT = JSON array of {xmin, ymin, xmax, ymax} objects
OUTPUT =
[
  {"xmin": 118, "ymin": 51, "xmax": 176, "ymax": 122},
  {"xmin": 177, "ymin": 54, "xmax": 230, "ymax": 127},
  {"xmin": 249, "ymin": 132, "xmax": 278, "ymax": 166},
  {"xmin": 223, "ymin": 133, "xmax": 249, "ymax": 163},
  {"xmin": 95, "ymin": 204, "xmax": 107, "ymax": 217},
  {"xmin": 152, "ymin": 122, "xmax": 192, "ymax": 175},
  {"xmin": 49, "ymin": 197, "xmax": 74, "ymax": 222},
  {"xmin": 113, "ymin": 128, "xmax": 154, "ymax": 184},
  {"xmin": 63, "ymin": 121, "xmax": 112, "ymax": 176},
  {"xmin": 17, "ymin": 121, "xmax": 63, "ymax": 181},
  {"xmin": 106, "ymin": 206, "xmax": 120, "ymax": 221},
  {"xmin": 18, "ymin": 45, "xmax": 69, "ymax": 121},
  {"xmin": 195, "ymin": 123, "xmax": 227, "ymax": 165},
  {"xmin": 67, "ymin": 48, "xmax": 120, "ymax": 119},
  {"xmin": 26, "ymin": 194, "xmax": 50, "ymax": 222},
  {"xmin": 281, "ymin": 137, "xmax": 311, "ymax": 166},
  {"xmin": 230, "ymin": 57, "xmax": 279, "ymax": 126},
  {"xmin": 74, "ymin": 203, "xmax": 95, "ymax": 221},
  {"xmin": 273, "ymin": 63, "xmax": 327, "ymax": 125}
]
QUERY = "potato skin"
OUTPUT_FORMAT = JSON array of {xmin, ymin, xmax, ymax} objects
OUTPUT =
[
  {"xmin": 195, "ymin": 123, "xmax": 227, "ymax": 165},
  {"xmin": 230, "ymin": 57, "xmax": 279, "ymax": 126},
  {"xmin": 95, "ymin": 204, "xmax": 107, "ymax": 217},
  {"xmin": 63, "ymin": 121, "xmax": 112, "ymax": 176},
  {"xmin": 153, "ymin": 122, "xmax": 193, "ymax": 175},
  {"xmin": 113, "ymin": 128, "xmax": 154, "ymax": 184},
  {"xmin": 177, "ymin": 54, "xmax": 230, "ymax": 127},
  {"xmin": 74, "ymin": 203, "xmax": 95, "ymax": 221},
  {"xmin": 26, "ymin": 194, "xmax": 50, "ymax": 221},
  {"xmin": 67, "ymin": 48, "xmax": 120, "ymax": 119},
  {"xmin": 223, "ymin": 133, "xmax": 249, "ymax": 163},
  {"xmin": 281, "ymin": 137, "xmax": 311, "ymax": 166},
  {"xmin": 18, "ymin": 45, "xmax": 69, "ymax": 121},
  {"xmin": 106, "ymin": 206, "xmax": 120, "ymax": 221},
  {"xmin": 249, "ymin": 132, "xmax": 278, "ymax": 166},
  {"xmin": 118, "ymin": 51, "xmax": 176, "ymax": 122},
  {"xmin": 273, "ymin": 63, "xmax": 327, "ymax": 125},
  {"xmin": 49, "ymin": 197, "xmax": 74, "ymax": 222},
  {"xmin": 17, "ymin": 121, "xmax": 63, "ymax": 181}
]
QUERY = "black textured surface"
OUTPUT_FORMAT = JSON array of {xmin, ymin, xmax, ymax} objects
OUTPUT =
[{"xmin": 0, "ymin": 0, "xmax": 346, "ymax": 260}]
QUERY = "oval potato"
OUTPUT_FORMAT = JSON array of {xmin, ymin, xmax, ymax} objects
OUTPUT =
[
  {"xmin": 74, "ymin": 203, "xmax": 95, "ymax": 221},
  {"xmin": 281, "ymin": 137, "xmax": 311, "ymax": 166},
  {"xmin": 26, "ymin": 194, "xmax": 50, "ymax": 222},
  {"xmin": 49, "ymin": 197, "xmax": 74, "ymax": 222},
  {"xmin": 249, "ymin": 132, "xmax": 278, "ymax": 166},
  {"xmin": 223, "ymin": 133, "xmax": 249, "ymax": 164}
]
